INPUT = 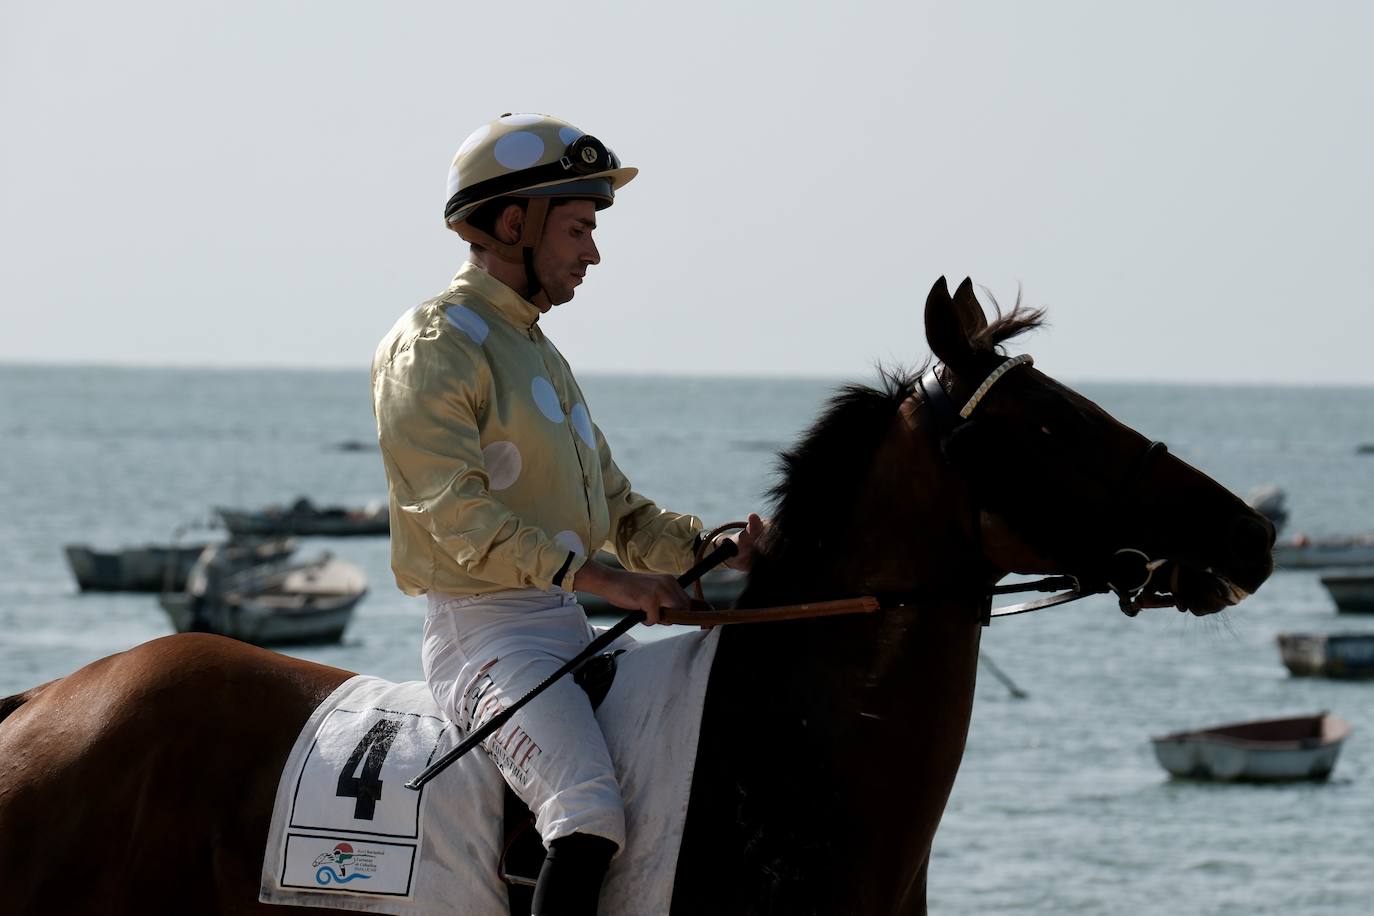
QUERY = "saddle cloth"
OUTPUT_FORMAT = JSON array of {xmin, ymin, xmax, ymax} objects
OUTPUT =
[{"xmin": 259, "ymin": 627, "xmax": 720, "ymax": 915}]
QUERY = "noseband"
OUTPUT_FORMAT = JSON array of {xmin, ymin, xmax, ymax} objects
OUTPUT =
[{"xmin": 914, "ymin": 355, "xmax": 1170, "ymax": 623}]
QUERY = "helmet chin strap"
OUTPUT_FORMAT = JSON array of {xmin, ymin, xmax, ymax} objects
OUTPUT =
[{"xmin": 452, "ymin": 197, "xmax": 554, "ymax": 311}]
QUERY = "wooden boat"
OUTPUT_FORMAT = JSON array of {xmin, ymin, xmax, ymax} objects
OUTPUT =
[
  {"xmin": 1320, "ymin": 573, "xmax": 1374, "ymax": 613},
  {"xmin": 215, "ymin": 497, "xmax": 389, "ymax": 537},
  {"xmin": 159, "ymin": 546, "xmax": 366, "ymax": 646},
  {"xmin": 1274, "ymin": 534, "xmax": 1374, "ymax": 570},
  {"xmin": 1151, "ymin": 713, "xmax": 1352, "ymax": 782},
  {"xmin": 63, "ymin": 537, "xmax": 295, "ymax": 592},
  {"xmin": 1277, "ymin": 632, "xmax": 1374, "ymax": 679}
]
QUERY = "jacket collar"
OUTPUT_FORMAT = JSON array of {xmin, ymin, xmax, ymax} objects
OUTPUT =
[{"xmin": 451, "ymin": 261, "xmax": 542, "ymax": 330}]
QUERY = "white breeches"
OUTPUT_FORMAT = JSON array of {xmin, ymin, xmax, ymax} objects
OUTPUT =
[{"xmin": 423, "ymin": 588, "xmax": 626, "ymax": 850}]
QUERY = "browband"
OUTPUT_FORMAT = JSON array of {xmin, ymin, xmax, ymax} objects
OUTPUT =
[
  {"xmin": 959, "ymin": 354, "xmax": 1033, "ymax": 419},
  {"xmin": 918, "ymin": 353, "xmax": 1034, "ymax": 424}
]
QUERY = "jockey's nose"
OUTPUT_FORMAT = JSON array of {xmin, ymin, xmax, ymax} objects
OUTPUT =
[{"xmin": 1227, "ymin": 513, "xmax": 1275, "ymax": 591}]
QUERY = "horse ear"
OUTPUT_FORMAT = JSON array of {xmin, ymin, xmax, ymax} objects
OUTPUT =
[
  {"xmin": 925, "ymin": 276, "xmax": 982, "ymax": 369},
  {"xmin": 952, "ymin": 278, "xmax": 989, "ymax": 336}
]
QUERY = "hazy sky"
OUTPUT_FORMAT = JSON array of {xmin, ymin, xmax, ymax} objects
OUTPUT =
[{"xmin": 3, "ymin": 1, "xmax": 1371, "ymax": 384}]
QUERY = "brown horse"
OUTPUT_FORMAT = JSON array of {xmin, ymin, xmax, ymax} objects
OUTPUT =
[{"xmin": 0, "ymin": 278, "xmax": 1274, "ymax": 915}]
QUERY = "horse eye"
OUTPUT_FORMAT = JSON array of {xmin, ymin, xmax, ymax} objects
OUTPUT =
[{"xmin": 1039, "ymin": 425, "xmax": 1053, "ymax": 436}]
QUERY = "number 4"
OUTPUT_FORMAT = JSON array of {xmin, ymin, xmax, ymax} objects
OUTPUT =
[{"xmin": 336, "ymin": 718, "xmax": 401, "ymax": 820}]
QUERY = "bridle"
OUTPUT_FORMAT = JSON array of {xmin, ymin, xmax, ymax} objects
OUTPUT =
[{"xmin": 903, "ymin": 353, "xmax": 1172, "ymax": 625}]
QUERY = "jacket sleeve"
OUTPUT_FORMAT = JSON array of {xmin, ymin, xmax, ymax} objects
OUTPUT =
[
  {"xmin": 373, "ymin": 333, "xmax": 582, "ymax": 591},
  {"xmin": 595, "ymin": 422, "xmax": 703, "ymax": 575}
]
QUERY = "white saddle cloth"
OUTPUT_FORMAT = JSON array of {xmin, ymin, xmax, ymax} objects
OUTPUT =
[{"xmin": 259, "ymin": 627, "xmax": 720, "ymax": 915}]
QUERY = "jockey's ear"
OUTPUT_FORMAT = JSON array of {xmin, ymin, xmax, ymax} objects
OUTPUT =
[{"xmin": 925, "ymin": 276, "xmax": 986, "ymax": 371}]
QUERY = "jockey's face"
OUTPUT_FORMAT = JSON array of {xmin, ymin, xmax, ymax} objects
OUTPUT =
[{"xmin": 533, "ymin": 200, "xmax": 601, "ymax": 306}]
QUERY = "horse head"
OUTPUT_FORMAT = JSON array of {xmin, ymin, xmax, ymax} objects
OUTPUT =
[{"xmin": 917, "ymin": 275, "xmax": 1275, "ymax": 616}]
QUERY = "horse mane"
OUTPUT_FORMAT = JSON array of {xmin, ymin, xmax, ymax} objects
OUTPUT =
[
  {"xmin": 739, "ymin": 293, "xmax": 1045, "ymax": 606},
  {"xmin": 739, "ymin": 370, "xmax": 916, "ymax": 606},
  {"xmin": 972, "ymin": 288, "xmax": 1046, "ymax": 357}
]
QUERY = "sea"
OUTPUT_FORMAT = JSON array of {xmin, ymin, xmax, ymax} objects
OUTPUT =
[{"xmin": 2, "ymin": 363, "xmax": 1373, "ymax": 914}]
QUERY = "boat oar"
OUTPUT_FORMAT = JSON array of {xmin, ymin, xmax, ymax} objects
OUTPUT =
[
  {"xmin": 978, "ymin": 651, "xmax": 1028, "ymax": 699},
  {"xmin": 406, "ymin": 539, "xmax": 738, "ymax": 791}
]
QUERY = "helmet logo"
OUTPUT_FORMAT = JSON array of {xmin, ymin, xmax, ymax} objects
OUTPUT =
[{"xmin": 580, "ymin": 146, "xmax": 599, "ymax": 165}]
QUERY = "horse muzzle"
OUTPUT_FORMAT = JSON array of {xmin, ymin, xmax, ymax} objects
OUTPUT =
[{"xmin": 1113, "ymin": 512, "xmax": 1274, "ymax": 617}]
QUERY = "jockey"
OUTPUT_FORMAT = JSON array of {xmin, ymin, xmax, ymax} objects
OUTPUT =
[{"xmin": 371, "ymin": 112, "xmax": 763, "ymax": 915}]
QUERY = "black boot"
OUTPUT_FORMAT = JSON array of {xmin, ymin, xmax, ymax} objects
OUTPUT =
[{"xmin": 530, "ymin": 833, "xmax": 618, "ymax": 916}]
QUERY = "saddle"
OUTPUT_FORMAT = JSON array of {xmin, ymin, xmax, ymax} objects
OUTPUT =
[{"xmin": 498, "ymin": 649, "xmax": 621, "ymax": 916}]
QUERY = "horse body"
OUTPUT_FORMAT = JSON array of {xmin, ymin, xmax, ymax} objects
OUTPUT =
[{"xmin": 0, "ymin": 278, "xmax": 1275, "ymax": 914}]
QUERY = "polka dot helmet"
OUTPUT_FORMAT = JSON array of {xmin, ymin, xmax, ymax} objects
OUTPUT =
[{"xmin": 444, "ymin": 113, "xmax": 638, "ymax": 226}]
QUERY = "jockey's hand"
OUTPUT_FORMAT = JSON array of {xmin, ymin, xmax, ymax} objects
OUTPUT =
[
  {"xmin": 572, "ymin": 561, "xmax": 690, "ymax": 626},
  {"xmin": 720, "ymin": 513, "xmax": 768, "ymax": 571}
]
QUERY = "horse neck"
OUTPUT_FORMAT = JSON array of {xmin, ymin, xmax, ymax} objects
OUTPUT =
[
  {"xmin": 738, "ymin": 397, "xmax": 987, "ymax": 616},
  {"xmin": 690, "ymin": 407, "xmax": 987, "ymax": 907},
  {"xmin": 723, "ymin": 400, "xmax": 985, "ymax": 773}
]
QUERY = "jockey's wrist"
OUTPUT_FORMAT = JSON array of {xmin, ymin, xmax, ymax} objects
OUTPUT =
[
  {"xmin": 558, "ymin": 552, "xmax": 590, "ymax": 594},
  {"xmin": 566, "ymin": 556, "xmax": 620, "ymax": 595}
]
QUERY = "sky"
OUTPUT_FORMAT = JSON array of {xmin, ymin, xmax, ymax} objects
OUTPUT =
[{"xmin": 2, "ymin": 1, "xmax": 1372, "ymax": 385}]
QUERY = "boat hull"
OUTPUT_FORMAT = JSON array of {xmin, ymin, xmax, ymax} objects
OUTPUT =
[
  {"xmin": 65, "ymin": 544, "xmax": 209, "ymax": 592},
  {"xmin": 159, "ymin": 591, "xmax": 360, "ymax": 646},
  {"xmin": 161, "ymin": 552, "xmax": 366, "ymax": 647},
  {"xmin": 1274, "ymin": 535, "xmax": 1374, "ymax": 570},
  {"xmin": 216, "ymin": 507, "xmax": 388, "ymax": 537},
  {"xmin": 1151, "ymin": 713, "xmax": 1352, "ymax": 782},
  {"xmin": 1320, "ymin": 574, "xmax": 1374, "ymax": 613},
  {"xmin": 1278, "ymin": 633, "xmax": 1374, "ymax": 679}
]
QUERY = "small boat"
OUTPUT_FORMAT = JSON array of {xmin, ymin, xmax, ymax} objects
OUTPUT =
[
  {"xmin": 65, "ymin": 542, "xmax": 210, "ymax": 592},
  {"xmin": 1274, "ymin": 534, "xmax": 1374, "ymax": 570},
  {"xmin": 1277, "ymin": 632, "xmax": 1374, "ymax": 679},
  {"xmin": 1151, "ymin": 712, "xmax": 1352, "ymax": 782},
  {"xmin": 1320, "ymin": 573, "xmax": 1374, "ymax": 613},
  {"xmin": 159, "ymin": 544, "xmax": 367, "ymax": 646},
  {"xmin": 215, "ymin": 497, "xmax": 389, "ymax": 537},
  {"xmin": 63, "ymin": 537, "xmax": 296, "ymax": 592}
]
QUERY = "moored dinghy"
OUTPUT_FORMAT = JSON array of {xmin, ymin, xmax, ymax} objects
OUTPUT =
[
  {"xmin": 64, "ymin": 537, "xmax": 297, "ymax": 592},
  {"xmin": 64, "ymin": 542, "xmax": 211, "ymax": 592},
  {"xmin": 1320, "ymin": 572, "xmax": 1374, "ymax": 613},
  {"xmin": 1151, "ymin": 712, "xmax": 1352, "ymax": 782},
  {"xmin": 159, "ymin": 544, "xmax": 367, "ymax": 646},
  {"xmin": 1277, "ymin": 632, "xmax": 1374, "ymax": 679}
]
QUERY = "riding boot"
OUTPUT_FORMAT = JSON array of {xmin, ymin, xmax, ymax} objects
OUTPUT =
[{"xmin": 530, "ymin": 832, "xmax": 618, "ymax": 916}]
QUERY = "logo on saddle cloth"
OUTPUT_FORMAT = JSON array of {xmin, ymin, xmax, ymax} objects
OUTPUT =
[{"xmin": 311, "ymin": 841, "xmax": 378, "ymax": 885}]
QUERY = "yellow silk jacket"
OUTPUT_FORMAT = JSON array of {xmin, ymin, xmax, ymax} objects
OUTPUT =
[{"xmin": 371, "ymin": 262, "xmax": 702, "ymax": 597}]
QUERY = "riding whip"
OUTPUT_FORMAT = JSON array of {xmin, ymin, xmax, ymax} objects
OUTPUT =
[{"xmin": 406, "ymin": 539, "xmax": 738, "ymax": 791}]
